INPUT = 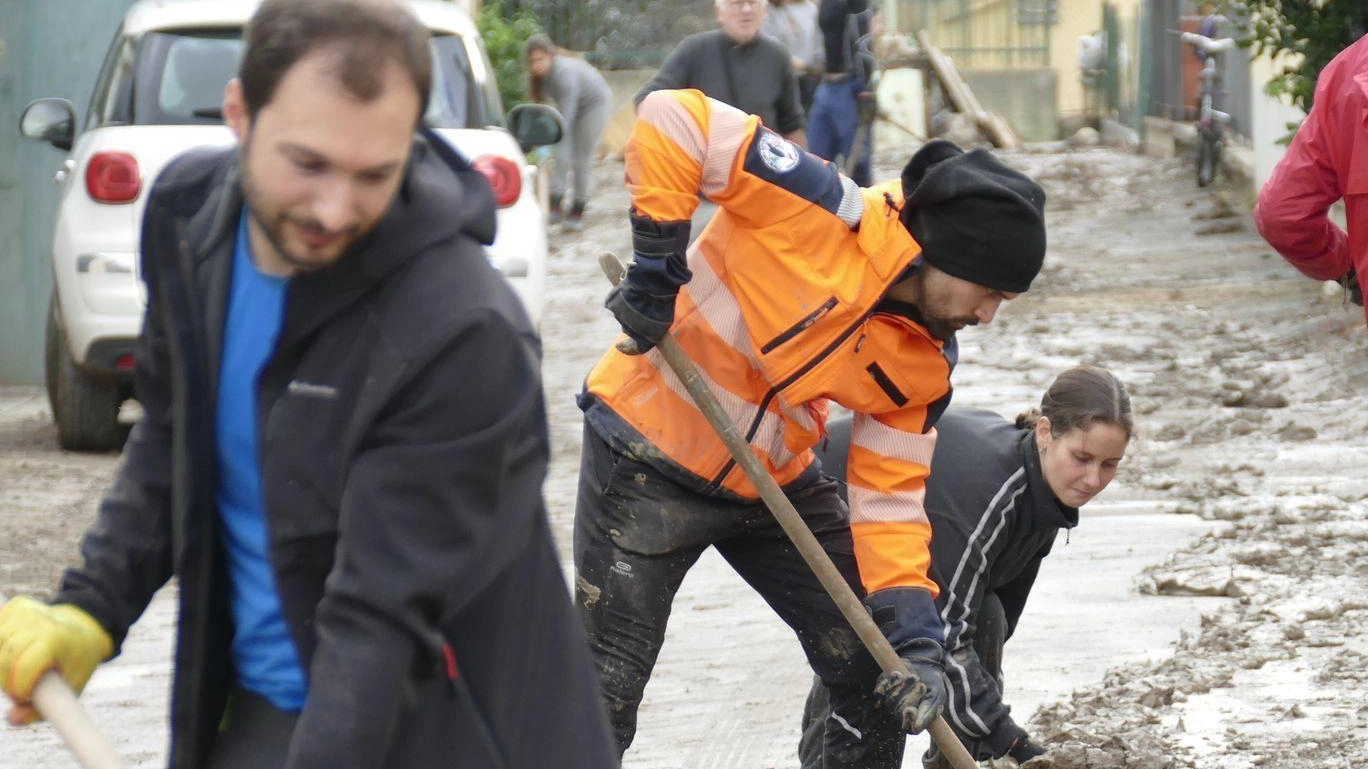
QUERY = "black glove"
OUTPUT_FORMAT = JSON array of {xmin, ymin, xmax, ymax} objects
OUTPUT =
[
  {"xmin": 1007, "ymin": 734, "xmax": 1050, "ymax": 766},
  {"xmin": 604, "ymin": 213, "xmax": 692, "ymax": 354},
  {"xmin": 865, "ymin": 588, "xmax": 948, "ymax": 734},
  {"xmin": 1343, "ymin": 269, "xmax": 1363, "ymax": 306}
]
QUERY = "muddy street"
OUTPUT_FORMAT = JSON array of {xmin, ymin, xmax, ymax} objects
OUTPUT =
[{"xmin": 2, "ymin": 145, "xmax": 1366, "ymax": 768}]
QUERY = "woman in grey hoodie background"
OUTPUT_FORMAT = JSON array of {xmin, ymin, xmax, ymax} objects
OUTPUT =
[{"xmin": 525, "ymin": 35, "xmax": 613, "ymax": 230}]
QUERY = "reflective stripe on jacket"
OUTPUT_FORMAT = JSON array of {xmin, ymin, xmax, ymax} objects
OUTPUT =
[{"xmin": 585, "ymin": 89, "xmax": 954, "ymax": 595}]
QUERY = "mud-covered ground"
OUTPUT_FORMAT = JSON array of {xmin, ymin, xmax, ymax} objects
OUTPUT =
[{"xmin": 1, "ymin": 144, "xmax": 1365, "ymax": 768}]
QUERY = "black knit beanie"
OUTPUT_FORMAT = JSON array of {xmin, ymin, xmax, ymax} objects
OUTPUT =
[{"xmin": 900, "ymin": 139, "xmax": 1047, "ymax": 293}]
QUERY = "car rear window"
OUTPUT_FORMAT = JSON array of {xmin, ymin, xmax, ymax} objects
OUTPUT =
[{"xmin": 108, "ymin": 29, "xmax": 495, "ymax": 128}]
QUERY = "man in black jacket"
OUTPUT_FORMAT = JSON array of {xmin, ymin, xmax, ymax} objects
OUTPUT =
[
  {"xmin": 636, "ymin": 0, "xmax": 806, "ymax": 144},
  {"xmin": 0, "ymin": 1, "xmax": 616, "ymax": 768}
]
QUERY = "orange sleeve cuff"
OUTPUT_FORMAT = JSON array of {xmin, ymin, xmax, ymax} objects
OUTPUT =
[{"xmin": 851, "ymin": 520, "xmax": 939, "ymax": 598}]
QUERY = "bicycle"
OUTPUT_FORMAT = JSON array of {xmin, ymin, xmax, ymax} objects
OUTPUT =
[{"xmin": 1181, "ymin": 30, "xmax": 1236, "ymax": 187}]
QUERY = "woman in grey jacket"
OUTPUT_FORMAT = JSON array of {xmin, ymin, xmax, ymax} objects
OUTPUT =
[
  {"xmin": 525, "ymin": 35, "xmax": 613, "ymax": 230},
  {"xmin": 804, "ymin": 365, "xmax": 1133, "ymax": 769}
]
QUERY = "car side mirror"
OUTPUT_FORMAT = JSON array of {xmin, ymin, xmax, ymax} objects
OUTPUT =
[
  {"xmin": 507, "ymin": 103, "xmax": 564, "ymax": 153},
  {"xmin": 20, "ymin": 98, "xmax": 77, "ymax": 152}
]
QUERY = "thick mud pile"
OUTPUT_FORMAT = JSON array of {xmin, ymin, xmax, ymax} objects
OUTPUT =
[{"xmin": 998, "ymin": 149, "xmax": 1368, "ymax": 769}]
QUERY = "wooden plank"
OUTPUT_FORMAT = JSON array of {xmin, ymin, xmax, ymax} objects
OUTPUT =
[{"xmin": 914, "ymin": 30, "xmax": 1021, "ymax": 150}]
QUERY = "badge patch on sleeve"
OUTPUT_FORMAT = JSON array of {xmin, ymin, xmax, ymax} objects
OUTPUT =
[
  {"xmin": 757, "ymin": 130, "xmax": 801, "ymax": 174},
  {"xmin": 743, "ymin": 128, "xmax": 846, "ymax": 215}
]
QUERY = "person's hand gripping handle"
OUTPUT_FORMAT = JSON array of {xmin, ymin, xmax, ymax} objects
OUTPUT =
[
  {"xmin": 0, "ymin": 596, "xmax": 125, "ymax": 769},
  {"xmin": 598, "ymin": 252, "xmax": 978, "ymax": 769}
]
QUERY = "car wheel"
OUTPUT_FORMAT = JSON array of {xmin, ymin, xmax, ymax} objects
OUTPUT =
[{"xmin": 47, "ymin": 298, "xmax": 126, "ymax": 452}]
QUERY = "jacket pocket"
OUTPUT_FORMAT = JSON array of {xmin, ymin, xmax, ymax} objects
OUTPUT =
[{"xmin": 760, "ymin": 296, "xmax": 839, "ymax": 354}]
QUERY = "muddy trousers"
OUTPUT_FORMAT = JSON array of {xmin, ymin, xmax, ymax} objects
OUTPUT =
[
  {"xmin": 799, "ymin": 593, "xmax": 1008, "ymax": 769},
  {"xmin": 572, "ymin": 426, "xmax": 904, "ymax": 768}
]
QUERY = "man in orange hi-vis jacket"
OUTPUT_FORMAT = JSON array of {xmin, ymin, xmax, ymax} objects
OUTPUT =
[{"xmin": 574, "ymin": 88, "xmax": 1047, "ymax": 767}]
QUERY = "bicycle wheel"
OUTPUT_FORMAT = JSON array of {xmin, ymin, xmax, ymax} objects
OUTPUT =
[{"xmin": 1196, "ymin": 131, "xmax": 1218, "ymax": 187}]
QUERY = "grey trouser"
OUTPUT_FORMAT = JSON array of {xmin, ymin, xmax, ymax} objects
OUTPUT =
[
  {"xmin": 205, "ymin": 688, "xmax": 299, "ymax": 769},
  {"xmin": 551, "ymin": 98, "xmax": 612, "ymax": 206}
]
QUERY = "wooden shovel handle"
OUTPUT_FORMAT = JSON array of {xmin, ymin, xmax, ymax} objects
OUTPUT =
[{"xmin": 32, "ymin": 672, "xmax": 126, "ymax": 769}]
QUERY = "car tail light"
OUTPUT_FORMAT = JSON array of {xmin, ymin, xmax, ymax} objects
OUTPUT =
[
  {"xmin": 472, "ymin": 155, "xmax": 521, "ymax": 208},
  {"xmin": 86, "ymin": 151, "xmax": 141, "ymax": 203},
  {"xmin": 115, "ymin": 354, "xmax": 136, "ymax": 371}
]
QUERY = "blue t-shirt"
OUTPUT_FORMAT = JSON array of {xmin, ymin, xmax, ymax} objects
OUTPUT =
[{"xmin": 214, "ymin": 212, "xmax": 307, "ymax": 711}]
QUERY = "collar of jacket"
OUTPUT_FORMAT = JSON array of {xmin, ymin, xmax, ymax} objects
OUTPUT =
[
  {"xmin": 177, "ymin": 127, "xmax": 496, "ymax": 345},
  {"xmin": 719, "ymin": 29, "xmax": 762, "ymax": 50},
  {"xmin": 1020, "ymin": 429, "xmax": 1080, "ymax": 529}
]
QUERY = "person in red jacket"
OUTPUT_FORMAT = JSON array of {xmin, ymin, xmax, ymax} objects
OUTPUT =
[{"xmin": 1254, "ymin": 34, "xmax": 1368, "ymax": 317}]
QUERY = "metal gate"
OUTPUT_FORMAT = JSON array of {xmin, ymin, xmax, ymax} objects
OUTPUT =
[{"xmin": 890, "ymin": 0, "xmax": 1053, "ymax": 68}]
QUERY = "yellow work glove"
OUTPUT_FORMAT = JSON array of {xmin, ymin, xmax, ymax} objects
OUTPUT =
[{"xmin": 0, "ymin": 596, "xmax": 113, "ymax": 725}]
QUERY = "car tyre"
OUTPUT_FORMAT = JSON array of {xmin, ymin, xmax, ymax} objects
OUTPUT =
[{"xmin": 46, "ymin": 298, "xmax": 125, "ymax": 452}]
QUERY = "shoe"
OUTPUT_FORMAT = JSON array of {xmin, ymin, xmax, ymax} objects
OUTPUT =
[{"xmin": 564, "ymin": 200, "xmax": 585, "ymax": 232}]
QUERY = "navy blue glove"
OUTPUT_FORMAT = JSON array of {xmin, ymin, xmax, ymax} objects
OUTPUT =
[
  {"xmin": 605, "ymin": 213, "xmax": 692, "ymax": 354},
  {"xmin": 865, "ymin": 587, "xmax": 948, "ymax": 733},
  {"xmin": 1007, "ymin": 735, "xmax": 1050, "ymax": 765}
]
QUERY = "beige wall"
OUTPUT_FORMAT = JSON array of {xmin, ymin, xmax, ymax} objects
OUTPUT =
[
  {"xmin": 888, "ymin": 0, "xmax": 1145, "ymax": 130},
  {"xmin": 1048, "ymin": 1, "xmax": 1093, "ymax": 120},
  {"xmin": 1248, "ymin": 51, "xmax": 1305, "ymax": 190}
]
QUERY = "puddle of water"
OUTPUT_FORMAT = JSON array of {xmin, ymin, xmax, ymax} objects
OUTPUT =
[
  {"xmin": 1173, "ymin": 658, "xmax": 1334, "ymax": 768},
  {"xmin": 903, "ymin": 508, "xmax": 1226, "ymax": 766}
]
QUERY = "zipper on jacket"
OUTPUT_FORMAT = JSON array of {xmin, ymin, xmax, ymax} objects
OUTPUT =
[
  {"xmin": 706, "ymin": 309, "xmax": 871, "ymax": 491},
  {"xmin": 865, "ymin": 362, "xmax": 909, "ymax": 407},
  {"xmin": 760, "ymin": 297, "xmax": 839, "ymax": 354}
]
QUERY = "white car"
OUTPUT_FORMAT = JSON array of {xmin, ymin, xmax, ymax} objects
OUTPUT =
[{"xmin": 20, "ymin": 0, "xmax": 562, "ymax": 451}]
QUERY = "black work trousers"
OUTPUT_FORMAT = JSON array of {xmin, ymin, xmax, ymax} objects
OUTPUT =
[{"xmin": 573, "ymin": 425, "xmax": 903, "ymax": 768}]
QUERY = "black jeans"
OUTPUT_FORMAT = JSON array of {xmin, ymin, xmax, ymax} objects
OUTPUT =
[
  {"xmin": 573, "ymin": 425, "xmax": 903, "ymax": 768},
  {"xmin": 798, "ymin": 593, "xmax": 1010, "ymax": 769}
]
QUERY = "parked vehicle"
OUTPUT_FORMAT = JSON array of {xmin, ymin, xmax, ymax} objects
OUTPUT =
[
  {"xmin": 19, "ymin": 0, "xmax": 562, "ymax": 451},
  {"xmin": 1181, "ymin": 30, "xmax": 1236, "ymax": 188}
]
